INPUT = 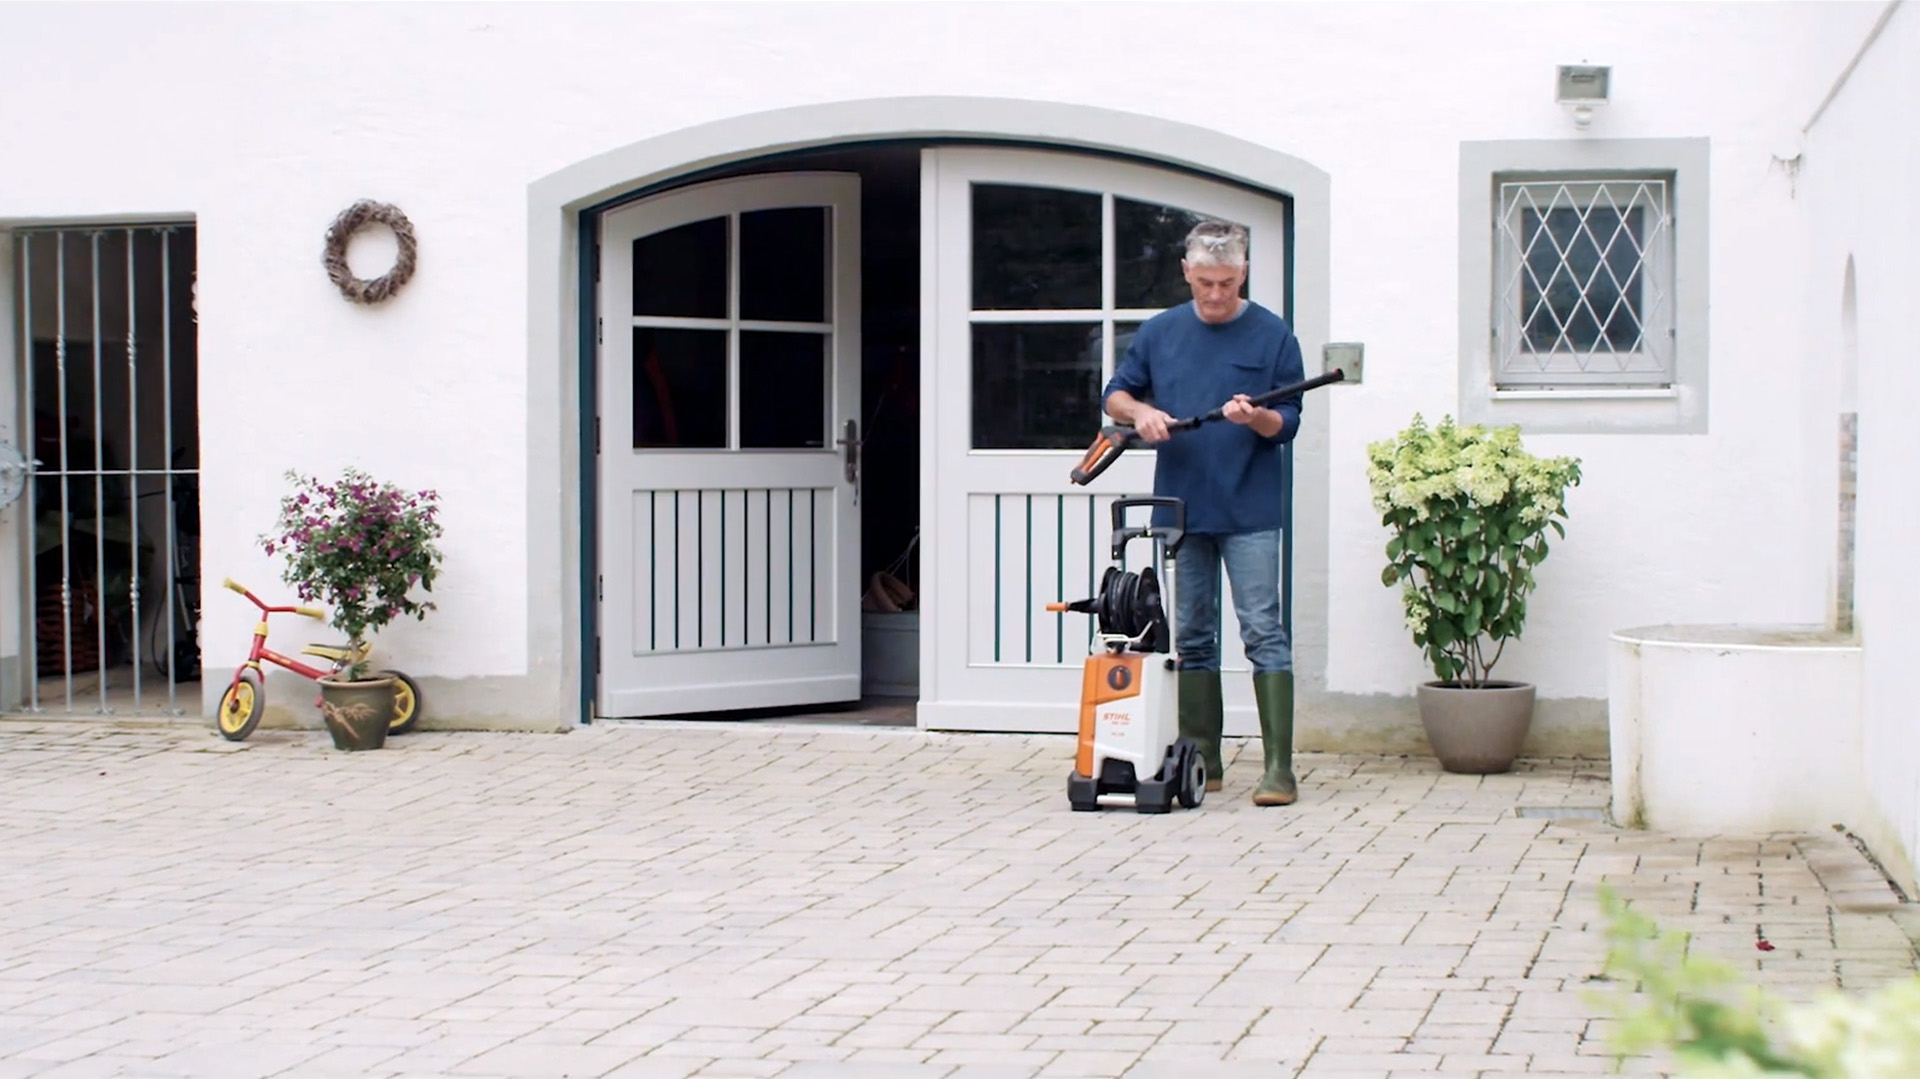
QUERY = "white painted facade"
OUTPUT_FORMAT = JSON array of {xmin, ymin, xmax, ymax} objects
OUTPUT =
[
  {"xmin": 1, "ymin": 3, "xmax": 1913, "ymax": 875},
  {"xmin": 1795, "ymin": 0, "xmax": 1920, "ymax": 895}
]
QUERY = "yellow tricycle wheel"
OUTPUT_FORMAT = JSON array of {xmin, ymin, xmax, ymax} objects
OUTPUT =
[
  {"xmin": 382, "ymin": 670, "xmax": 423, "ymax": 735},
  {"xmin": 217, "ymin": 670, "xmax": 265, "ymax": 741}
]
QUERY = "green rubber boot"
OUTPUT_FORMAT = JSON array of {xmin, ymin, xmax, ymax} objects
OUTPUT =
[
  {"xmin": 1252, "ymin": 671, "xmax": 1297, "ymax": 806},
  {"xmin": 1177, "ymin": 669, "xmax": 1224, "ymax": 792}
]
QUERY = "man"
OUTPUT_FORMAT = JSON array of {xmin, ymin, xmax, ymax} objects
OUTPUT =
[{"xmin": 1100, "ymin": 219, "xmax": 1305, "ymax": 807}]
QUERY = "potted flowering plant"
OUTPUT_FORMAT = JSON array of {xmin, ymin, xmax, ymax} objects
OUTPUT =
[
  {"xmin": 1364, "ymin": 415, "xmax": 1580, "ymax": 773},
  {"xmin": 261, "ymin": 467, "xmax": 444, "ymax": 750}
]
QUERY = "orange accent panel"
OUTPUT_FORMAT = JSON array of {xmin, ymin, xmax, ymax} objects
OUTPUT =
[{"xmin": 1074, "ymin": 653, "xmax": 1143, "ymax": 777}]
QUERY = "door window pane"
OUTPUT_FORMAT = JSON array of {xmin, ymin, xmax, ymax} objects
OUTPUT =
[
  {"xmin": 633, "ymin": 328, "xmax": 727, "ymax": 448},
  {"xmin": 1115, "ymin": 198, "xmax": 1249, "ymax": 309},
  {"xmin": 634, "ymin": 218, "xmax": 728, "ymax": 319},
  {"xmin": 971, "ymin": 184, "xmax": 1101, "ymax": 310},
  {"xmin": 1111, "ymin": 319, "xmax": 1145, "ymax": 372},
  {"xmin": 740, "ymin": 207, "xmax": 828, "ymax": 324},
  {"xmin": 740, "ymin": 332, "xmax": 828, "ymax": 449},
  {"xmin": 972, "ymin": 323, "xmax": 1102, "ymax": 449}
]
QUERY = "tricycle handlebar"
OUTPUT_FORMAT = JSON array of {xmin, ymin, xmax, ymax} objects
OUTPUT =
[{"xmin": 223, "ymin": 578, "xmax": 326, "ymax": 620}]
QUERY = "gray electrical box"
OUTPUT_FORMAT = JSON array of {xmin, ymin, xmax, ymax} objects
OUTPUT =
[{"xmin": 1323, "ymin": 342, "xmax": 1364, "ymax": 384}]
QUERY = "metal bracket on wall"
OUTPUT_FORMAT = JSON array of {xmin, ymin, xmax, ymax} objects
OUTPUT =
[{"xmin": 0, "ymin": 442, "xmax": 33, "ymax": 510}]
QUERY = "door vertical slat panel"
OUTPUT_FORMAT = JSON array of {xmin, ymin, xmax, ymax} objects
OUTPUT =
[
  {"xmin": 675, "ymin": 490, "xmax": 689, "ymax": 650},
  {"xmin": 158, "ymin": 228, "xmax": 182, "ymax": 715},
  {"xmin": 18, "ymin": 234, "xmax": 36, "ymax": 714},
  {"xmin": 758, "ymin": 488, "xmax": 772, "ymax": 646},
  {"xmin": 963, "ymin": 489, "xmax": 1179, "ymax": 669},
  {"xmin": 727, "ymin": 488, "xmax": 746, "ymax": 647},
  {"xmin": 694, "ymin": 490, "xmax": 711, "ymax": 649},
  {"xmin": 966, "ymin": 493, "xmax": 994, "ymax": 665},
  {"xmin": 625, "ymin": 485, "xmax": 837, "ymax": 654},
  {"xmin": 124, "ymin": 229, "xmax": 142, "ymax": 707},
  {"xmin": 1054, "ymin": 494, "xmax": 1065, "ymax": 664},
  {"xmin": 741, "ymin": 488, "xmax": 758, "ymax": 647},
  {"xmin": 808, "ymin": 487, "xmax": 821, "ymax": 643},
  {"xmin": 714, "ymin": 489, "xmax": 725, "ymax": 645},
  {"xmin": 55, "ymin": 236, "xmax": 74, "ymax": 704},
  {"xmin": 629, "ymin": 490, "xmax": 653, "ymax": 656},
  {"xmin": 773, "ymin": 487, "xmax": 793, "ymax": 645},
  {"xmin": 88, "ymin": 233, "xmax": 108, "ymax": 713}
]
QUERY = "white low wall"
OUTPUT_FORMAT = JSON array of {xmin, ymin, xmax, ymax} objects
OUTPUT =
[{"xmin": 1609, "ymin": 625, "xmax": 1862, "ymax": 835}]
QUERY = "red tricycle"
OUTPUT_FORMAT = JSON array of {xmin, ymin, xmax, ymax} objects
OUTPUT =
[{"xmin": 215, "ymin": 578, "xmax": 421, "ymax": 742}]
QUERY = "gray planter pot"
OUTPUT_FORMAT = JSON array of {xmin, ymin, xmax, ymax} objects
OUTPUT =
[
  {"xmin": 317, "ymin": 675, "xmax": 397, "ymax": 751},
  {"xmin": 1416, "ymin": 680, "xmax": 1536, "ymax": 774}
]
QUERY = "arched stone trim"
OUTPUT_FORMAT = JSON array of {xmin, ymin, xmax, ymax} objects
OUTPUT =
[{"xmin": 522, "ymin": 97, "xmax": 1332, "ymax": 724}]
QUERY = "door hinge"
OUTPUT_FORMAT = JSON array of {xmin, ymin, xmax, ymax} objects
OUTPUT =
[
  {"xmin": 597, "ymin": 316, "xmax": 603, "ymax": 345},
  {"xmin": 597, "ymin": 574, "xmax": 603, "ymax": 602},
  {"xmin": 594, "ymin": 416, "xmax": 601, "ymax": 455},
  {"xmin": 594, "ymin": 636, "xmax": 601, "ymax": 672}
]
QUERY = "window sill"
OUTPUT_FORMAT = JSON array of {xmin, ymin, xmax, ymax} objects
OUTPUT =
[{"xmin": 1491, "ymin": 386, "xmax": 1678, "ymax": 401}]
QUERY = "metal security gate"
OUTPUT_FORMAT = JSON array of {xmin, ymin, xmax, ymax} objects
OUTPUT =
[{"xmin": 4, "ymin": 224, "xmax": 200, "ymax": 716}]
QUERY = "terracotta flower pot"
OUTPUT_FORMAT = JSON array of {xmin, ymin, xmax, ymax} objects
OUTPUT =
[
  {"xmin": 1416, "ymin": 680, "xmax": 1536, "ymax": 774},
  {"xmin": 317, "ymin": 675, "xmax": 397, "ymax": 751}
]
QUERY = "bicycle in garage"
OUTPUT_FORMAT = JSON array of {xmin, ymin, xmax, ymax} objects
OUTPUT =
[{"xmin": 215, "ymin": 578, "xmax": 421, "ymax": 742}]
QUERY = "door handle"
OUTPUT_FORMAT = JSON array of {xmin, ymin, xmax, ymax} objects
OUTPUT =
[{"xmin": 836, "ymin": 419, "xmax": 860, "ymax": 502}]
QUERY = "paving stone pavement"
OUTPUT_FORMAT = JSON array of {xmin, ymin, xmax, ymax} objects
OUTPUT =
[{"xmin": 0, "ymin": 717, "xmax": 1915, "ymax": 1079}]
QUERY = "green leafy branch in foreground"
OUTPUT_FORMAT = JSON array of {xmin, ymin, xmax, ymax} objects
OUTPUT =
[{"xmin": 1590, "ymin": 886, "xmax": 1920, "ymax": 1077}]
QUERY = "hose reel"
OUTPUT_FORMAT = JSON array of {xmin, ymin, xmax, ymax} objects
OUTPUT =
[
  {"xmin": 1095, "ymin": 565, "xmax": 1164, "ymax": 641},
  {"xmin": 1044, "ymin": 496, "xmax": 1183, "ymax": 654}
]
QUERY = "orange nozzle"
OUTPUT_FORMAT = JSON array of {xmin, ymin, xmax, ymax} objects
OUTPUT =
[{"xmin": 1070, "ymin": 429, "xmax": 1131, "ymax": 486}]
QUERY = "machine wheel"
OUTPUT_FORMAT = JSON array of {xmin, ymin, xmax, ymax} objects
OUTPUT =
[
  {"xmin": 379, "ymin": 670, "xmax": 423, "ymax": 734},
  {"xmin": 217, "ymin": 670, "xmax": 264, "ymax": 742},
  {"xmin": 1177, "ymin": 740, "xmax": 1206, "ymax": 809},
  {"xmin": 1067, "ymin": 772, "xmax": 1100, "ymax": 812}
]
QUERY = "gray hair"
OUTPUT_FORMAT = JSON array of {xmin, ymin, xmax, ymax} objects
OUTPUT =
[{"xmin": 1183, "ymin": 219, "xmax": 1249, "ymax": 268}]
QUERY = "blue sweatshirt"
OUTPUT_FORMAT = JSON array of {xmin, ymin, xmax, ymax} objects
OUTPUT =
[{"xmin": 1100, "ymin": 301, "xmax": 1305, "ymax": 534}]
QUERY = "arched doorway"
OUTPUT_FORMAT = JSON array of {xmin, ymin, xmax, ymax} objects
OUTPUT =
[{"xmin": 525, "ymin": 98, "xmax": 1331, "ymax": 732}]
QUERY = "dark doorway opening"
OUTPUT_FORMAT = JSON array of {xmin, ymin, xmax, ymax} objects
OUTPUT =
[{"xmin": 10, "ymin": 225, "xmax": 201, "ymax": 717}]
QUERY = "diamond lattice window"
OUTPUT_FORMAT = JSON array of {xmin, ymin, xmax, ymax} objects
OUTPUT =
[{"xmin": 1495, "ymin": 178, "xmax": 1673, "ymax": 387}]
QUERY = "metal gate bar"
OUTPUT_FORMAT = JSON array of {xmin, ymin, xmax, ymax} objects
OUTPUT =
[{"xmin": 11, "ymin": 225, "xmax": 198, "ymax": 717}]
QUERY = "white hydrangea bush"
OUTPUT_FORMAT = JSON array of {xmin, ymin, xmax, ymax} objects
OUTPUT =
[
  {"xmin": 1593, "ymin": 886, "xmax": 1920, "ymax": 1077},
  {"xmin": 1363, "ymin": 414, "xmax": 1581, "ymax": 687}
]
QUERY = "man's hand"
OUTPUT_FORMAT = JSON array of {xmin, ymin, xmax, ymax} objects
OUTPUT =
[
  {"xmin": 1132, "ymin": 407, "xmax": 1174, "ymax": 443},
  {"xmin": 1106, "ymin": 390, "xmax": 1175, "ymax": 443},
  {"xmin": 1223, "ymin": 394, "xmax": 1284, "ymax": 438}
]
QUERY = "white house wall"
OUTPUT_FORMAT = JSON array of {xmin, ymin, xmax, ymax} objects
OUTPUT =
[
  {"xmin": 0, "ymin": 2, "xmax": 1882, "ymax": 734},
  {"xmin": 1799, "ymin": 1, "xmax": 1920, "ymax": 894}
]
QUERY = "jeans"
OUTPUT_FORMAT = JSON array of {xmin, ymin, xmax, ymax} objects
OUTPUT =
[{"xmin": 1173, "ymin": 529, "xmax": 1292, "ymax": 674}]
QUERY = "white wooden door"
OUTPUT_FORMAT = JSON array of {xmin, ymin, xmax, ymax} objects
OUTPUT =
[
  {"xmin": 597, "ymin": 173, "xmax": 862, "ymax": 717},
  {"xmin": 919, "ymin": 148, "xmax": 1290, "ymax": 734}
]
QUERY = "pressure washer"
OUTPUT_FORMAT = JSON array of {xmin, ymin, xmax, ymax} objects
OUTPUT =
[{"xmin": 1049, "ymin": 496, "xmax": 1200, "ymax": 813}]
